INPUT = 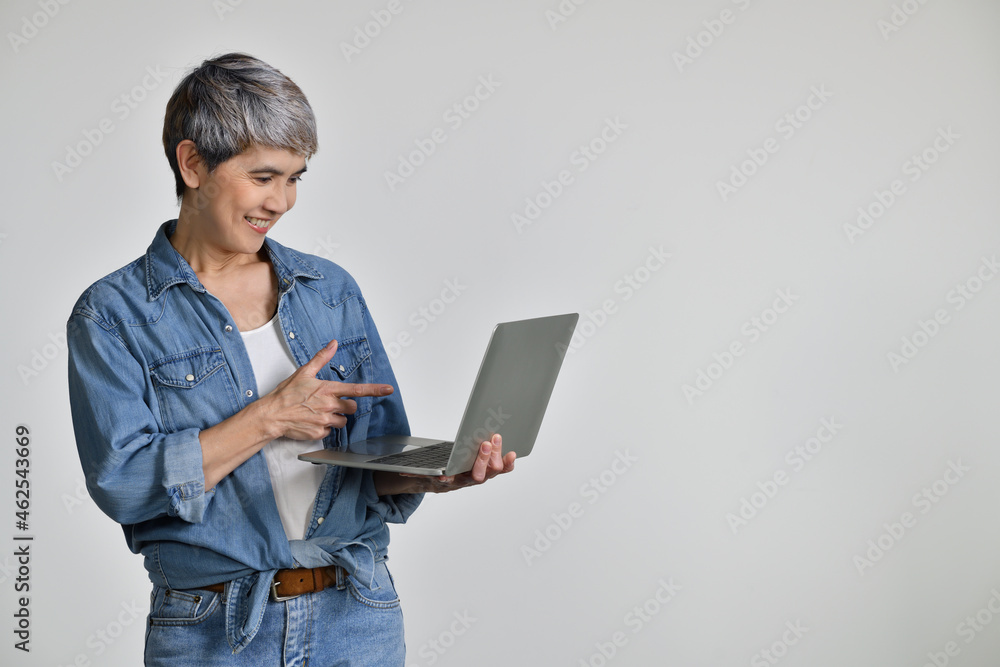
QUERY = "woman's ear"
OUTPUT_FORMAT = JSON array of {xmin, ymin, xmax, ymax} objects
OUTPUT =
[{"xmin": 176, "ymin": 140, "xmax": 204, "ymax": 190}]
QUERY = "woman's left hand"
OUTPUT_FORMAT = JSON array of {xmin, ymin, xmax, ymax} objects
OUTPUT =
[{"xmin": 373, "ymin": 434, "xmax": 515, "ymax": 495}]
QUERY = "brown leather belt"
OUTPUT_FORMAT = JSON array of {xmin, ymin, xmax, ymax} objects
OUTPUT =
[{"xmin": 200, "ymin": 565, "xmax": 345, "ymax": 601}]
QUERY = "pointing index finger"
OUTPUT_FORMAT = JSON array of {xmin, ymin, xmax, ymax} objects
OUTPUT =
[{"xmin": 333, "ymin": 382, "xmax": 395, "ymax": 397}]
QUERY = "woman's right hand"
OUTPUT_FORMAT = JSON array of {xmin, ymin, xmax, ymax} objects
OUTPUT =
[
  {"xmin": 199, "ymin": 339, "xmax": 394, "ymax": 489},
  {"xmin": 261, "ymin": 339, "xmax": 395, "ymax": 441}
]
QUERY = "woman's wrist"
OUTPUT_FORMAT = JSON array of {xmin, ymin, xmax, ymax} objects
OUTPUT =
[
  {"xmin": 373, "ymin": 471, "xmax": 416, "ymax": 496},
  {"xmin": 247, "ymin": 392, "xmax": 283, "ymax": 442}
]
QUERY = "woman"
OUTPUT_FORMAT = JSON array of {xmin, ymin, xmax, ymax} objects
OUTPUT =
[{"xmin": 67, "ymin": 52, "xmax": 514, "ymax": 665}]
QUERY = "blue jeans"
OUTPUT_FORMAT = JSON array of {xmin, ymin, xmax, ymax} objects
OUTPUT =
[{"xmin": 144, "ymin": 562, "xmax": 405, "ymax": 666}]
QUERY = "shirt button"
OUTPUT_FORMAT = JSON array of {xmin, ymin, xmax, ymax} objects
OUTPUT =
[
  {"xmin": 185, "ymin": 374, "xmax": 195, "ymax": 382},
  {"xmin": 225, "ymin": 325, "xmax": 233, "ymax": 333},
  {"xmin": 316, "ymin": 517, "xmax": 324, "ymax": 525},
  {"xmin": 339, "ymin": 365, "xmax": 345, "ymax": 372},
  {"xmin": 289, "ymin": 332, "xmax": 296, "ymax": 339},
  {"xmin": 245, "ymin": 390, "xmax": 253, "ymax": 398}
]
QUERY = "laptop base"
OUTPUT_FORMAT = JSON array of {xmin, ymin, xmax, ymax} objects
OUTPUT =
[{"xmin": 299, "ymin": 435, "xmax": 450, "ymax": 476}]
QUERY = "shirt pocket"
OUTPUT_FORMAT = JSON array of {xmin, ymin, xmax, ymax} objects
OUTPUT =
[
  {"xmin": 149, "ymin": 346, "xmax": 240, "ymax": 432},
  {"xmin": 328, "ymin": 337, "xmax": 373, "ymax": 439}
]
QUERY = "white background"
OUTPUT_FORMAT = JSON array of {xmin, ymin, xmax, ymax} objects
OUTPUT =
[{"xmin": 2, "ymin": 1, "xmax": 999, "ymax": 665}]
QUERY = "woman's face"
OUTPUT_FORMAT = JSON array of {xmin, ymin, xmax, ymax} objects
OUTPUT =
[{"xmin": 184, "ymin": 145, "xmax": 307, "ymax": 256}]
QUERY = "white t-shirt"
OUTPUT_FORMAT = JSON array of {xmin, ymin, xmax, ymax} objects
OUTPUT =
[{"xmin": 240, "ymin": 315, "xmax": 325, "ymax": 541}]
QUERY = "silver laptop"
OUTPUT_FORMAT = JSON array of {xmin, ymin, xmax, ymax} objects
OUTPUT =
[{"xmin": 298, "ymin": 313, "xmax": 579, "ymax": 476}]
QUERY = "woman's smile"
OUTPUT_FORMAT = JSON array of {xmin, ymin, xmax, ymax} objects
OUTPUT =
[{"xmin": 244, "ymin": 216, "xmax": 272, "ymax": 233}]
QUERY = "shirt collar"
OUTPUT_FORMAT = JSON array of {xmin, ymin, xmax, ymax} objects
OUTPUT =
[{"xmin": 144, "ymin": 220, "xmax": 324, "ymax": 300}]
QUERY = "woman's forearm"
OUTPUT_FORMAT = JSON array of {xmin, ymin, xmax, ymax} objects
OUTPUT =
[{"xmin": 199, "ymin": 397, "xmax": 278, "ymax": 490}]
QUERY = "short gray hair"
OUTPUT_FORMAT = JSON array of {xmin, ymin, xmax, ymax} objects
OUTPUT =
[{"xmin": 162, "ymin": 52, "xmax": 318, "ymax": 199}]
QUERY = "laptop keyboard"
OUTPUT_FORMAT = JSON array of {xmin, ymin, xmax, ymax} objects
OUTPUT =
[{"xmin": 367, "ymin": 442, "xmax": 453, "ymax": 469}]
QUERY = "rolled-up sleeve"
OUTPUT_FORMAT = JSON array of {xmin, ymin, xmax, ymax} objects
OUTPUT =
[
  {"xmin": 373, "ymin": 490, "xmax": 424, "ymax": 524},
  {"xmin": 67, "ymin": 310, "xmax": 210, "ymax": 526}
]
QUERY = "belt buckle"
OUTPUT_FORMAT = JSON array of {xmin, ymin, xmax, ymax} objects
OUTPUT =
[{"xmin": 270, "ymin": 578, "xmax": 302, "ymax": 602}]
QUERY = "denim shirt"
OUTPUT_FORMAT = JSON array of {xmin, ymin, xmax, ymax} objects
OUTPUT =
[{"xmin": 67, "ymin": 220, "xmax": 422, "ymax": 653}]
